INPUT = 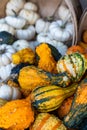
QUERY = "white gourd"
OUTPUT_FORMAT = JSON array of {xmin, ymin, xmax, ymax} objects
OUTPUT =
[
  {"xmin": 0, "ymin": 18, "xmax": 6, "ymax": 24},
  {"xmin": 19, "ymin": 9, "xmax": 40, "ymax": 25},
  {"xmin": 0, "ymin": 63, "xmax": 15, "ymax": 81},
  {"xmin": 37, "ymin": 32, "xmax": 52, "ymax": 43},
  {"xmin": 49, "ymin": 20, "xmax": 74, "ymax": 42},
  {"xmin": 12, "ymin": 40, "xmax": 30, "ymax": 51},
  {"xmin": 5, "ymin": 16, "xmax": 27, "ymax": 29},
  {"xmin": 16, "ymin": 25, "xmax": 35, "ymax": 40},
  {"xmin": 24, "ymin": 2, "xmax": 38, "ymax": 11},
  {"xmin": 0, "ymin": 83, "xmax": 21, "ymax": 100},
  {"xmin": 28, "ymin": 41, "xmax": 40, "ymax": 51},
  {"xmin": 35, "ymin": 18, "xmax": 51, "ymax": 33},
  {"xmin": 0, "ymin": 44, "xmax": 16, "ymax": 67},
  {"xmin": 0, "ymin": 23, "xmax": 15, "ymax": 35},
  {"xmin": 58, "ymin": 5, "xmax": 72, "ymax": 22},
  {"xmin": 6, "ymin": 0, "xmax": 26, "ymax": 16}
]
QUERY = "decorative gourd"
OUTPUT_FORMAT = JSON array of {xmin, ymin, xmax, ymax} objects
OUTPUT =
[
  {"xmin": 30, "ymin": 113, "xmax": 67, "ymax": 130},
  {"xmin": 82, "ymin": 30, "xmax": 87, "ymax": 43},
  {"xmin": 37, "ymin": 32, "xmax": 52, "ymax": 43},
  {"xmin": 0, "ymin": 18, "xmax": 6, "ymax": 24},
  {"xmin": 58, "ymin": 5, "xmax": 72, "ymax": 22},
  {"xmin": 0, "ymin": 98, "xmax": 7, "ymax": 107},
  {"xmin": 0, "ymin": 63, "xmax": 15, "ymax": 81},
  {"xmin": 6, "ymin": 0, "xmax": 26, "ymax": 16},
  {"xmin": 0, "ymin": 31, "xmax": 17, "ymax": 45},
  {"xmin": 19, "ymin": 9, "xmax": 40, "ymax": 25},
  {"xmin": 57, "ymin": 52, "xmax": 87, "ymax": 83},
  {"xmin": 12, "ymin": 40, "xmax": 29, "ymax": 51},
  {"xmin": 5, "ymin": 16, "xmax": 26, "ymax": 29},
  {"xmin": 31, "ymin": 84, "xmax": 77, "ymax": 112},
  {"xmin": 35, "ymin": 43, "xmax": 61, "ymax": 73},
  {"xmin": 78, "ymin": 118, "xmax": 87, "ymax": 130},
  {"xmin": 24, "ymin": 2, "xmax": 38, "ymax": 11},
  {"xmin": 49, "ymin": 20, "xmax": 74, "ymax": 42},
  {"xmin": 28, "ymin": 41, "xmax": 40, "ymax": 52},
  {"xmin": 0, "ymin": 23, "xmax": 15, "ymax": 35},
  {"xmin": 63, "ymin": 76, "xmax": 87, "ymax": 128},
  {"xmin": 16, "ymin": 25, "xmax": 35, "ymax": 40},
  {"xmin": 12, "ymin": 48, "xmax": 35, "ymax": 65},
  {"xmin": 35, "ymin": 18, "xmax": 50, "ymax": 33},
  {"xmin": 0, "ymin": 44, "xmax": 16, "ymax": 67},
  {"xmin": 0, "ymin": 83, "xmax": 21, "ymax": 101}
]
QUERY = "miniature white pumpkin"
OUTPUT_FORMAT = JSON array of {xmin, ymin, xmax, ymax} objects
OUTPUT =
[
  {"xmin": 16, "ymin": 25, "xmax": 35, "ymax": 40},
  {"xmin": 0, "ymin": 18, "xmax": 6, "ymax": 24},
  {"xmin": 37, "ymin": 32, "xmax": 52, "ymax": 43},
  {"xmin": 0, "ymin": 44, "xmax": 16, "ymax": 67},
  {"xmin": 19, "ymin": 9, "xmax": 40, "ymax": 25},
  {"xmin": 49, "ymin": 20, "xmax": 74, "ymax": 42},
  {"xmin": 6, "ymin": 0, "xmax": 26, "ymax": 16},
  {"xmin": 28, "ymin": 41, "xmax": 40, "ymax": 51},
  {"xmin": 0, "ymin": 83, "xmax": 21, "ymax": 100},
  {"xmin": 12, "ymin": 40, "xmax": 30, "ymax": 51},
  {"xmin": 5, "ymin": 16, "xmax": 26, "ymax": 29},
  {"xmin": 0, "ymin": 23, "xmax": 15, "ymax": 35},
  {"xmin": 0, "ymin": 63, "xmax": 15, "ymax": 81},
  {"xmin": 24, "ymin": 2, "xmax": 38, "ymax": 11},
  {"xmin": 35, "ymin": 18, "xmax": 51, "ymax": 33},
  {"xmin": 58, "ymin": 5, "xmax": 72, "ymax": 22}
]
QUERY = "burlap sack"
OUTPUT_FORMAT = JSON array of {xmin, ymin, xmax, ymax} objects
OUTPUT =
[{"xmin": 0, "ymin": 0, "xmax": 82, "ymax": 46}]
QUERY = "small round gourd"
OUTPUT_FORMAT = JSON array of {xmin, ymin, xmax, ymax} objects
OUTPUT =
[
  {"xmin": 35, "ymin": 18, "xmax": 50, "ymax": 33},
  {"xmin": 5, "ymin": 16, "xmax": 27, "ymax": 29},
  {"xmin": 24, "ymin": 2, "xmax": 38, "ymax": 11},
  {"xmin": 19, "ymin": 9, "xmax": 40, "ymax": 25},
  {"xmin": 6, "ymin": 0, "xmax": 26, "ymax": 16},
  {"xmin": 0, "ymin": 23, "xmax": 15, "ymax": 35},
  {"xmin": 0, "ymin": 83, "xmax": 21, "ymax": 100},
  {"xmin": 16, "ymin": 25, "xmax": 35, "ymax": 40},
  {"xmin": 49, "ymin": 20, "xmax": 74, "ymax": 42},
  {"xmin": 0, "ymin": 44, "xmax": 16, "ymax": 67}
]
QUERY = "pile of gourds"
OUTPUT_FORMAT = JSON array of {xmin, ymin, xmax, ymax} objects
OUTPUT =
[{"xmin": 0, "ymin": 0, "xmax": 87, "ymax": 130}]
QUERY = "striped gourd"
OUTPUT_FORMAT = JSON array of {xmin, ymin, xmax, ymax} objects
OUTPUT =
[
  {"xmin": 31, "ymin": 84, "xmax": 77, "ymax": 112},
  {"xmin": 30, "ymin": 113, "xmax": 67, "ymax": 130},
  {"xmin": 57, "ymin": 52, "xmax": 87, "ymax": 82}
]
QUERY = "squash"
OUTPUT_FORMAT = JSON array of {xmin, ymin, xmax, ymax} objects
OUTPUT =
[
  {"xmin": 12, "ymin": 48, "xmax": 35, "ymax": 65},
  {"xmin": 0, "ymin": 83, "xmax": 21, "ymax": 101},
  {"xmin": 24, "ymin": 2, "xmax": 38, "ymax": 11},
  {"xmin": 5, "ymin": 16, "xmax": 27, "ymax": 29},
  {"xmin": 57, "ymin": 52, "xmax": 87, "ymax": 83},
  {"xmin": 0, "ymin": 23, "xmax": 15, "ymax": 35},
  {"xmin": 78, "ymin": 118, "xmax": 87, "ymax": 130},
  {"xmin": 6, "ymin": 0, "xmax": 26, "ymax": 16},
  {"xmin": 19, "ymin": 9, "xmax": 40, "ymax": 25},
  {"xmin": 0, "ymin": 44, "xmax": 16, "ymax": 67},
  {"xmin": 35, "ymin": 43, "xmax": 61, "ymax": 73},
  {"xmin": 31, "ymin": 84, "xmax": 77, "ymax": 112},
  {"xmin": 30, "ymin": 113, "xmax": 67, "ymax": 130},
  {"xmin": 35, "ymin": 18, "xmax": 51, "ymax": 33},
  {"xmin": 16, "ymin": 25, "xmax": 35, "ymax": 40},
  {"xmin": 63, "ymin": 76, "xmax": 87, "ymax": 128},
  {"xmin": 82, "ymin": 30, "xmax": 87, "ymax": 43},
  {"xmin": 0, "ymin": 31, "xmax": 17, "ymax": 45},
  {"xmin": 58, "ymin": 5, "xmax": 72, "ymax": 22},
  {"xmin": 49, "ymin": 20, "xmax": 74, "ymax": 42}
]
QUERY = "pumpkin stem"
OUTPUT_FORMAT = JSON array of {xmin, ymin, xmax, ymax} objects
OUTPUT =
[{"xmin": 12, "ymin": 9, "xmax": 18, "ymax": 17}]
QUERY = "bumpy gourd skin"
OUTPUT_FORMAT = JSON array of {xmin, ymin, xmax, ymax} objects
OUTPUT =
[
  {"xmin": 63, "ymin": 77, "xmax": 87, "ymax": 128},
  {"xmin": 0, "ymin": 96, "xmax": 34, "ymax": 130}
]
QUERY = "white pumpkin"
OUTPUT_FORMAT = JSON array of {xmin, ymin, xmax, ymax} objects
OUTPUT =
[
  {"xmin": 35, "ymin": 18, "xmax": 51, "ymax": 33},
  {"xmin": 58, "ymin": 5, "xmax": 72, "ymax": 22},
  {"xmin": 0, "ymin": 83, "xmax": 21, "ymax": 100},
  {"xmin": 19, "ymin": 9, "xmax": 40, "ymax": 25},
  {"xmin": 28, "ymin": 41, "xmax": 40, "ymax": 51},
  {"xmin": 12, "ymin": 40, "xmax": 30, "ymax": 51},
  {"xmin": 37, "ymin": 32, "xmax": 52, "ymax": 43},
  {"xmin": 0, "ymin": 44, "xmax": 16, "ymax": 67},
  {"xmin": 24, "ymin": 2, "xmax": 38, "ymax": 11},
  {"xmin": 0, "ymin": 63, "xmax": 15, "ymax": 81},
  {"xmin": 0, "ymin": 18, "xmax": 6, "ymax": 24},
  {"xmin": 6, "ymin": 0, "xmax": 26, "ymax": 16},
  {"xmin": 16, "ymin": 25, "xmax": 35, "ymax": 40},
  {"xmin": 5, "ymin": 16, "xmax": 27, "ymax": 29},
  {"xmin": 0, "ymin": 23, "xmax": 15, "ymax": 35},
  {"xmin": 49, "ymin": 20, "xmax": 74, "ymax": 42}
]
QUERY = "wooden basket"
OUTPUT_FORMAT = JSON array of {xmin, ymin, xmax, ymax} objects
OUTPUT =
[{"xmin": 0, "ymin": 0, "xmax": 82, "ymax": 46}]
